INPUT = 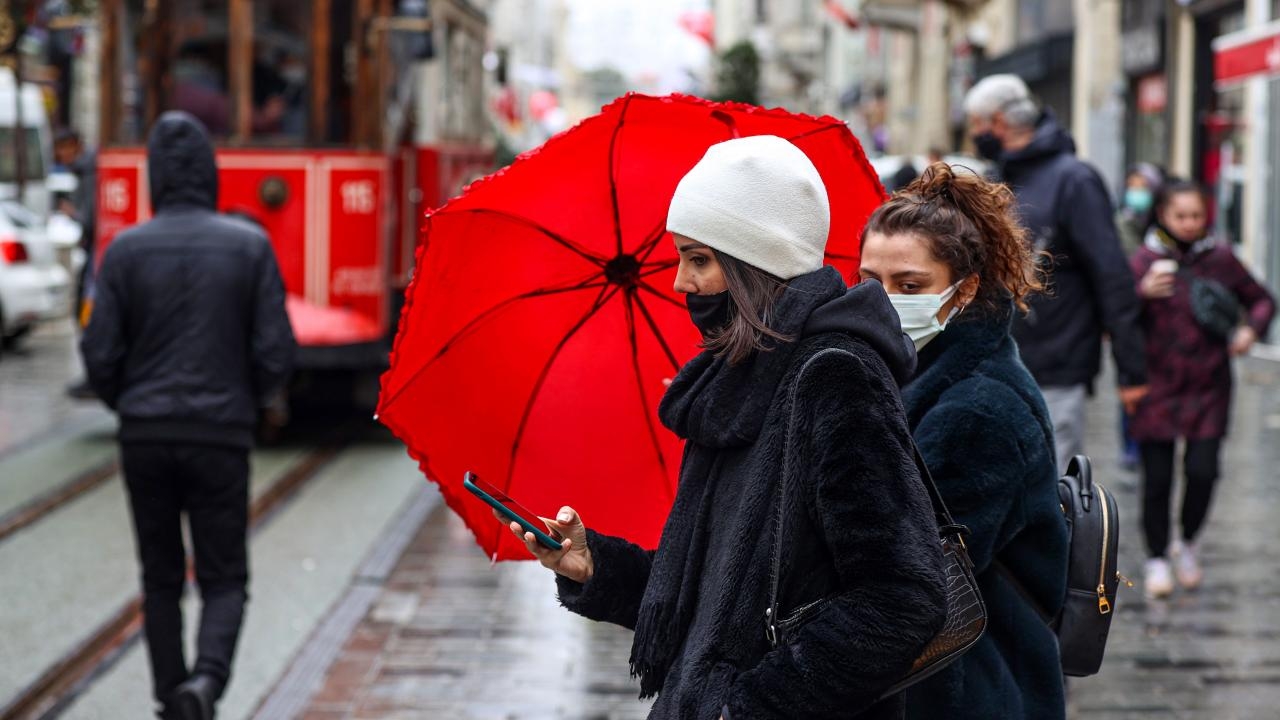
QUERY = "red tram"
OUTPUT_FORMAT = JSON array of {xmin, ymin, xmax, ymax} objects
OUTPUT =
[{"xmin": 93, "ymin": 0, "xmax": 492, "ymax": 369}]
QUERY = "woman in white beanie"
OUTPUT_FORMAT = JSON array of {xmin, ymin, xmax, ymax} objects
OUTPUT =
[{"xmin": 502, "ymin": 135, "xmax": 948, "ymax": 719}]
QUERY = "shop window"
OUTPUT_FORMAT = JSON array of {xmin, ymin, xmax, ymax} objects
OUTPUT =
[{"xmin": 1017, "ymin": 0, "xmax": 1074, "ymax": 44}]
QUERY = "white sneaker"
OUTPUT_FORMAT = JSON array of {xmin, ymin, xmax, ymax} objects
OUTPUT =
[
  {"xmin": 1144, "ymin": 558, "xmax": 1174, "ymax": 599},
  {"xmin": 1172, "ymin": 540, "xmax": 1204, "ymax": 590}
]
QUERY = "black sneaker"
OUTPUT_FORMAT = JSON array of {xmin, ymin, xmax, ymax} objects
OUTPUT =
[{"xmin": 172, "ymin": 674, "xmax": 217, "ymax": 720}]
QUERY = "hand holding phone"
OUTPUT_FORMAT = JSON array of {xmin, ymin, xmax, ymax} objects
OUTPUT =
[
  {"xmin": 464, "ymin": 473, "xmax": 563, "ymax": 550},
  {"xmin": 464, "ymin": 473, "xmax": 594, "ymax": 582}
]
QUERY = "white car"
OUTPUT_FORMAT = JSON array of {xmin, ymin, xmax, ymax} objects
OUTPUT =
[{"xmin": 0, "ymin": 200, "xmax": 72, "ymax": 353}]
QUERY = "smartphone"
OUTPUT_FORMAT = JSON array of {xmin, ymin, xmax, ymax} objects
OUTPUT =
[{"xmin": 463, "ymin": 472, "xmax": 564, "ymax": 551}]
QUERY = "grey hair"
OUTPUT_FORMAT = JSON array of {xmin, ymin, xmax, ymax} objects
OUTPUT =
[{"xmin": 963, "ymin": 74, "xmax": 1040, "ymax": 129}]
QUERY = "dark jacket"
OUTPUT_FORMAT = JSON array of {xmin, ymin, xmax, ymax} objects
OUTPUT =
[
  {"xmin": 556, "ymin": 270, "xmax": 947, "ymax": 720},
  {"xmin": 901, "ymin": 307, "xmax": 1069, "ymax": 720},
  {"xmin": 80, "ymin": 112, "xmax": 295, "ymax": 449},
  {"xmin": 997, "ymin": 112, "xmax": 1147, "ymax": 389},
  {"xmin": 69, "ymin": 148, "xmax": 98, "ymax": 247},
  {"xmin": 1129, "ymin": 232, "xmax": 1276, "ymax": 441}
]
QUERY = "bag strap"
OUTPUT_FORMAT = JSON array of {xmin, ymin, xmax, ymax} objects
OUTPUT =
[{"xmin": 766, "ymin": 347, "xmax": 968, "ymax": 646}]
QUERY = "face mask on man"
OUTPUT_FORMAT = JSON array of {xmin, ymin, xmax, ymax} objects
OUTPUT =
[
  {"xmin": 888, "ymin": 283, "xmax": 963, "ymax": 350},
  {"xmin": 971, "ymin": 131, "xmax": 1004, "ymax": 162},
  {"xmin": 686, "ymin": 291, "xmax": 731, "ymax": 337},
  {"xmin": 1124, "ymin": 188, "xmax": 1153, "ymax": 213}
]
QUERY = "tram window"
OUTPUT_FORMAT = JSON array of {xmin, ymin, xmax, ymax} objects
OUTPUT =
[
  {"xmin": 114, "ymin": 0, "xmax": 311, "ymax": 144},
  {"xmin": 249, "ymin": 0, "xmax": 310, "ymax": 141},
  {"xmin": 164, "ymin": 0, "xmax": 233, "ymax": 136}
]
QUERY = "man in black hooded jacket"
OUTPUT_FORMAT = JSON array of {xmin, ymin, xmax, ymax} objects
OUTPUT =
[
  {"xmin": 964, "ymin": 75, "xmax": 1148, "ymax": 472},
  {"xmin": 81, "ymin": 112, "xmax": 294, "ymax": 720}
]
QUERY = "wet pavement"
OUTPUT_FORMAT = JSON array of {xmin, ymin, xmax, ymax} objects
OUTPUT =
[
  {"xmin": 263, "ymin": 348, "xmax": 1280, "ymax": 719},
  {"xmin": 5, "ymin": 320, "xmax": 1280, "ymax": 719},
  {"xmin": 1068, "ymin": 356, "xmax": 1280, "ymax": 720}
]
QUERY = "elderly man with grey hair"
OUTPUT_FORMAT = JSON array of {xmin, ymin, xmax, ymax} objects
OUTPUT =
[{"xmin": 963, "ymin": 74, "xmax": 1148, "ymax": 475}]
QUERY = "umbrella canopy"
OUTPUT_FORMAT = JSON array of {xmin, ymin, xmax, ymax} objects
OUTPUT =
[{"xmin": 378, "ymin": 93, "xmax": 886, "ymax": 560}]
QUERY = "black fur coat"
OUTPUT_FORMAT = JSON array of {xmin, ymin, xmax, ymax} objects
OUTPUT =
[
  {"xmin": 902, "ymin": 307, "xmax": 1068, "ymax": 720},
  {"xmin": 556, "ymin": 270, "xmax": 947, "ymax": 719}
]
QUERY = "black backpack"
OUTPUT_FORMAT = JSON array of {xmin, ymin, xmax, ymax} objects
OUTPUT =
[{"xmin": 997, "ymin": 455, "xmax": 1120, "ymax": 676}]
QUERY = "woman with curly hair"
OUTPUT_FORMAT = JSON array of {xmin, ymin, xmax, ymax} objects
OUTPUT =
[{"xmin": 860, "ymin": 163, "xmax": 1069, "ymax": 719}]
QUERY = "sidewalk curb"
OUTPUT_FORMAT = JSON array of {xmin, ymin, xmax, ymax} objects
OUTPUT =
[{"xmin": 250, "ymin": 485, "xmax": 440, "ymax": 720}]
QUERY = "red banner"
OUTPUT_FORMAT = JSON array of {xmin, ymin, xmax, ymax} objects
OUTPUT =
[{"xmin": 1214, "ymin": 21, "xmax": 1280, "ymax": 87}]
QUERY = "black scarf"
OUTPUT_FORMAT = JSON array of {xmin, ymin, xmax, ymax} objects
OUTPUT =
[{"xmin": 629, "ymin": 267, "xmax": 846, "ymax": 697}]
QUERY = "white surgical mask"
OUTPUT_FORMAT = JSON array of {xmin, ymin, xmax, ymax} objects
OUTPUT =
[{"xmin": 888, "ymin": 283, "xmax": 962, "ymax": 350}]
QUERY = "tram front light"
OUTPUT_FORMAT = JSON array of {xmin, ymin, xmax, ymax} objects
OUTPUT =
[{"xmin": 259, "ymin": 177, "xmax": 289, "ymax": 209}]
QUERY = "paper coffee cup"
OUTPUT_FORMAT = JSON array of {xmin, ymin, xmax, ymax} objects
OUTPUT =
[{"xmin": 1152, "ymin": 259, "xmax": 1178, "ymax": 275}]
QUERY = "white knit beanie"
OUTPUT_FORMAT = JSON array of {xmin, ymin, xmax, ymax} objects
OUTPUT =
[{"xmin": 667, "ymin": 135, "xmax": 830, "ymax": 280}]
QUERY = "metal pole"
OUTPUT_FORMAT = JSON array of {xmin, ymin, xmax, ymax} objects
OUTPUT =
[{"xmin": 10, "ymin": 0, "xmax": 26, "ymax": 203}]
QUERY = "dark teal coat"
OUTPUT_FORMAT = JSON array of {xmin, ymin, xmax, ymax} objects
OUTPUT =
[{"xmin": 902, "ymin": 306, "xmax": 1069, "ymax": 720}]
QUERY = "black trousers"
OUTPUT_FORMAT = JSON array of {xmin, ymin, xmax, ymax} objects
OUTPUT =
[
  {"xmin": 1139, "ymin": 438, "xmax": 1222, "ymax": 557},
  {"xmin": 121, "ymin": 443, "xmax": 249, "ymax": 706}
]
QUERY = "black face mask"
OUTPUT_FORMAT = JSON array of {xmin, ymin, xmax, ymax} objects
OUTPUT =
[
  {"xmin": 686, "ymin": 292, "xmax": 731, "ymax": 337},
  {"xmin": 972, "ymin": 131, "xmax": 1004, "ymax": 161}
]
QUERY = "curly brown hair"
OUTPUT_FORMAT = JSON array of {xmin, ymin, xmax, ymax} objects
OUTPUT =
[{"xmin": 862, "ymin": 162, "xmax": 1044, "ymax": 314}]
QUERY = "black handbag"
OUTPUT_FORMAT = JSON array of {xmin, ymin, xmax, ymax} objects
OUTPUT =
[
  {"xmin": 764, "ymin": 349, "xmax": 987, "ymax": 700},
  {"xmin": 1189, "ymin": 275, "xmax": 1240, "ymax": 341}
]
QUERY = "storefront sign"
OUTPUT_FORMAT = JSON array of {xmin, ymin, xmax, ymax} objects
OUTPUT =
[
  {"xmin": 1213, "ymin": 20, "xmax": 1280, "ymax": 87},
  {"xmin": 1122, "ymin": 26, "xmax": 1162, "ymax": 75},
  {"xmin": 1136, "ymin": 73, "xmax": 1168, "ymax": 114}
]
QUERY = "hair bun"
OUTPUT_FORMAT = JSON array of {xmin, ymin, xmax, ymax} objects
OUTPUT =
[{"xmin": 914, "ymin": 162, "xmax": 955, "ymax": 202}]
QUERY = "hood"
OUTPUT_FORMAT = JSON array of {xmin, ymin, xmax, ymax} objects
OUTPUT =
[
  {"xmin": 1002, "ymin": 110, "xmax": 1075, "ymax": 167},
  {"xmin": 1143, "ymin": 226, "xmax": 1216, "ymax": 260},
  {"xmin": 147, "ymin": 111, "xmax": 218, "ymax": 212},
  {"xmin": 803, "ymin": 279, "xmax": 917, "ymax": 385}
]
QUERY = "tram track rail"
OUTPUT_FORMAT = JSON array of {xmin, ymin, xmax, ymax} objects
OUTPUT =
[
  {"xmin": 0, "ymin": 460, "xmax": 120, "ymax": 544},
  {"xmin": 0, "ymin": 432, "xmax": 355, "ymax": 720}
]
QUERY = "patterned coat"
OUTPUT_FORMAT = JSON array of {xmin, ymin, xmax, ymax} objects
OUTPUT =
[{"xmin": 1129, "ymin": 233, "xmax": 1276, "ymax": 441}]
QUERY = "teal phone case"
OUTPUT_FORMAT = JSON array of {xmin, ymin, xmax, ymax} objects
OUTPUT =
[{"xmin": 464, "ymin": 477, "xmax": 563, "ymax": 551}]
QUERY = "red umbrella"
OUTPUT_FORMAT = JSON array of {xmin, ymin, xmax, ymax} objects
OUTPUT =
[{"xmin": 377, "ymin": 93, "xmax": 885, "ymax": 560}]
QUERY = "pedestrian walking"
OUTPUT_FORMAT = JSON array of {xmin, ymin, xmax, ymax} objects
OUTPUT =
[
  {"xmin": 54, "ymin": 128, "xmax": 101, "ymax": 400},
  {"xmin": 80, "ymin": 111, "xmax": 295, "ymax": 720},
  {"xmin": 1130, "ymin": 180, "xmax": 1275, "ymax": 599},
  {"xmin": 859, "ymin": 164, "xmax": 1069, "ymax": 719},
  {"xmin": 1116, "ymin": 163, "xmax": 1163, "ymax": 256},
  {"xmin": 1115, "ymin": 163, "xmax": 1166, "ymax": 471},
  {"xmin": 507, "ymin": 135, "xmax": 947, "ymax": 719},
  {"xmin": 964, "ymin": 74, "xmax": 1149, "ymax": 473}
]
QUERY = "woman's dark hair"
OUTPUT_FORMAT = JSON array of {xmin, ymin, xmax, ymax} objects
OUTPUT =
[
  {"xmin": 861, "ymin": 162, "xmax": 1043, "ymax": 314},
  {"xmin": 704, "ymin": 250, "xmax": 791, "ymax": 365},
  {"xmin": 1154, "ymin": 178, "xmax": 1206, "ymax": 214}
]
